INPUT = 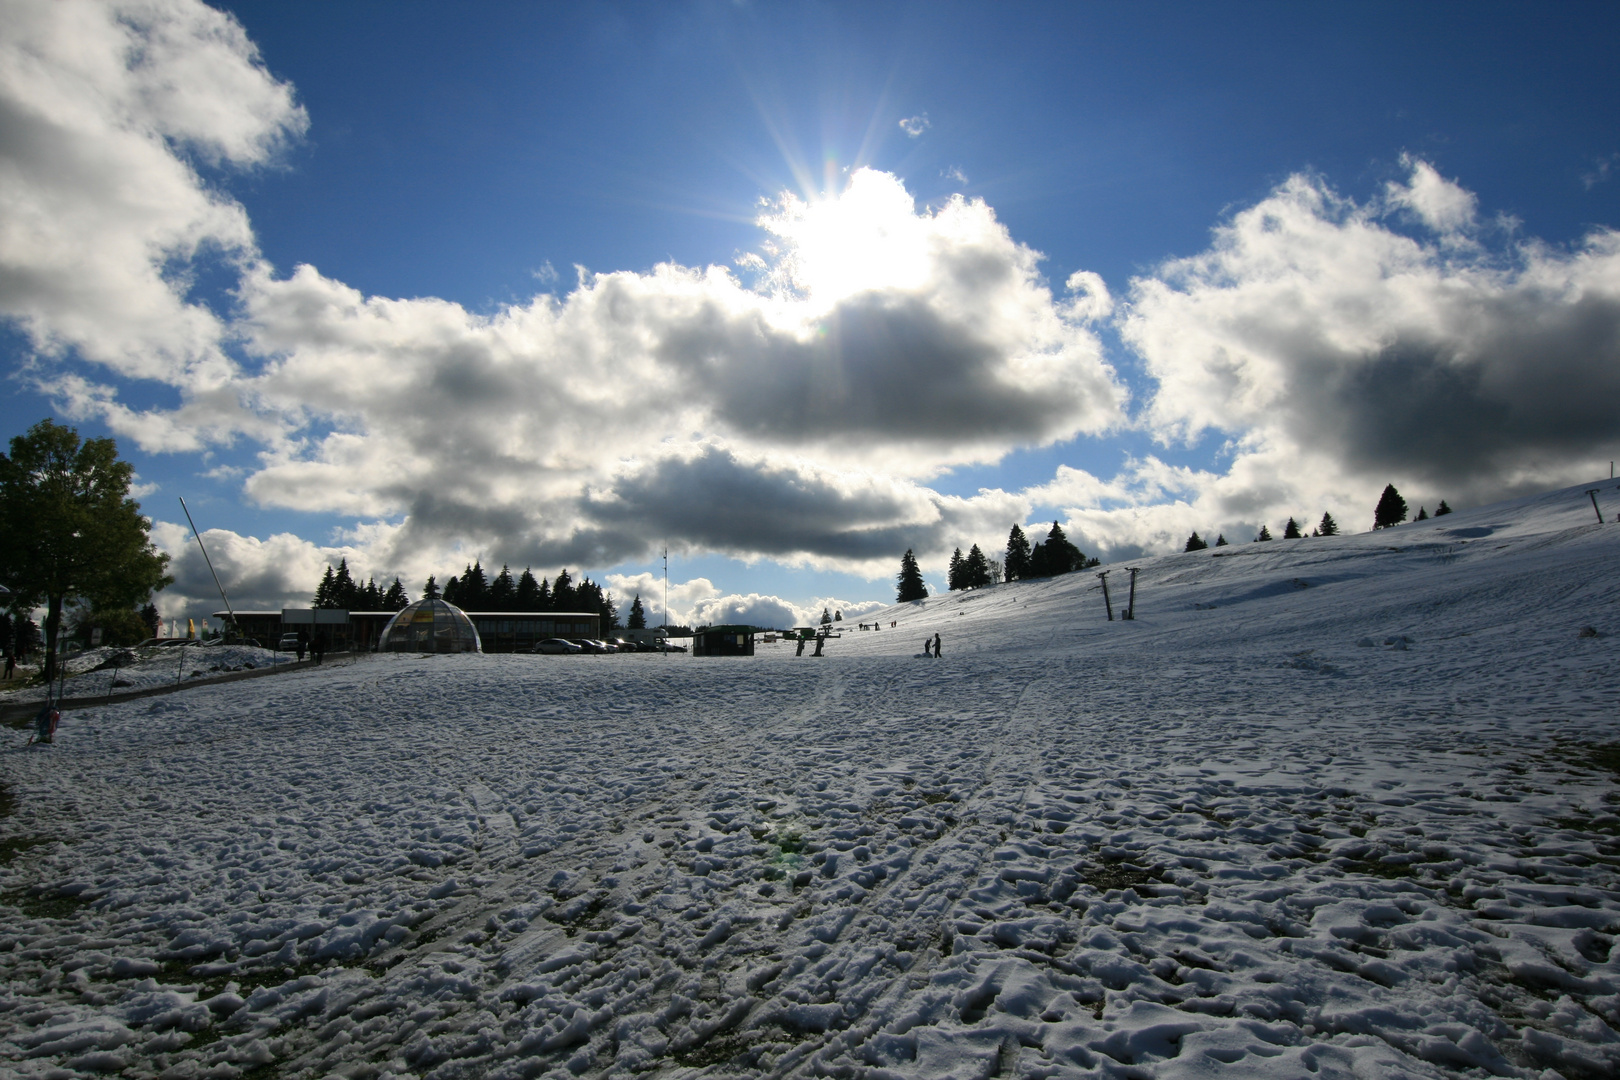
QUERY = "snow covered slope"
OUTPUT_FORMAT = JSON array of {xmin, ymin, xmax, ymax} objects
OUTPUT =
[{"xmin": 1, "ymin": 480, "xmax": 1617, "ymax": 1080}]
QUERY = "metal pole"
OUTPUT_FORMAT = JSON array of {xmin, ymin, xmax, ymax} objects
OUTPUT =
[
  {"xmin": 1586, "ymin": 489, "xmax": 1604, "ymax": 525},
  {"xmin": 1097, "ymin": 571, "xmax": 1113, "ymax": 622},
  {"xmin": 179, "ymin": 497, "xmax": 238, "ymax": 638},
  {"xmin": 1124, "ymin": 567, "xmax": 1139, "ymax": 620},
  {"xmin": 175, "ymin": 641, "xmax": 185, "ymax": 684},
  {"xmin": 663, "ymin": 547, "xmax": 669, "ymax": 656}
]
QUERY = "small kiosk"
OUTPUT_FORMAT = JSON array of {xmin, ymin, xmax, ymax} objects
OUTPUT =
[{"xmin": 692, "ymin": 625, "xmax": 755, "ymax": 656}]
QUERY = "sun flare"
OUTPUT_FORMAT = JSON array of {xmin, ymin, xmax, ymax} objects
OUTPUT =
[{"xmin": 758, "ymin": 169, "xmax": 932, "ymax": 307}]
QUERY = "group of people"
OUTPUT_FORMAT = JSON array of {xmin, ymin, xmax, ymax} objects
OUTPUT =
[{"xmin": 921, "ymin": 633, "xmax": 942, "ymax": 658}]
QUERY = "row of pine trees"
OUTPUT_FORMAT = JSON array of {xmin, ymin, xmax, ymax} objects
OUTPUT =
[
  {"xmin": 312, "ymin": 557, "xmax": 623, "ymax": 630},
  {"xmin": 897, "ymin": 521, "xmax": 1101, "ymax": 602},
  {"xmin": 313, "ymin": 559, "xmax": 410, "ymax": 611},
  {"xmin": 1184, "ymin": 485, "xmax": 1452, "ymax": 551}
]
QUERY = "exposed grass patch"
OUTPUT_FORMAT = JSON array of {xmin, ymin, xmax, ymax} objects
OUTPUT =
[
  {"xmin": 672, "ymin": 1030, "xmax": 757, "ymax": 1069},
  {"xmin": 0, "ymin": 835, "xmax": 48, "ymax": 865},
  {"xmin": 1560, "ymin": 742, "xmax": 1620, "ymax": 781},
  {"xmin": 1337, "ymin": 851, "xmax": 1450, "ymax": 880},
  {"xmin": 0, "ymin": 887, "xmax": 94, "ymax": 919},
  {"xmin": 1079, "ymin": 855, "xmax": 1166, "ymax": 894}
]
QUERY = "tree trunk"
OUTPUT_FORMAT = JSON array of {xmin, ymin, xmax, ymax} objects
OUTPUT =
[{"xmin": 42, "ymin": 592, "xmax": 62, "ymax": 685}]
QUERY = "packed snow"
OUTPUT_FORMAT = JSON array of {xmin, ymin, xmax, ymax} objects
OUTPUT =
[{"xmin": 2, "ymin": 480, "xmax": 1618, "ymax": 1079}]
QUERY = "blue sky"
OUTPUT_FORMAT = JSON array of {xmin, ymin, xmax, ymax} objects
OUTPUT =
[{"xmin": 3, "ymin": 0, "xmax": 1618, "ymax": 628}]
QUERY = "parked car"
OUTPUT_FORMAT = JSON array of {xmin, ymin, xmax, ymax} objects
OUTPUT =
[
  {"xmin": 578, "ymin": 639, "xmax": 609, "ymax": 653},
  {"xmin": 277, "ymin": 633, "xmax": 302, "ymax": 652},
  {"xmin": 536, "ymin": 638, "xmax": 582, "ymax": 654},
  {"xmin": 610, "ymin": 638, "xmax": 643, "ymax": 653},
  {"xmin": 656, "ymin": 640, "xmax": 688, "ymax": 653}
]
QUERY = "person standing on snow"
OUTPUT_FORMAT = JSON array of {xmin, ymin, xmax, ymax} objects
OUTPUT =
[
  {"xmin": 921, "ymin": 637, "xmax": 931, "ymax": 657},
  {"xmin": 933, "ymin": 633, "xmax": 942, "ymax": 658}
]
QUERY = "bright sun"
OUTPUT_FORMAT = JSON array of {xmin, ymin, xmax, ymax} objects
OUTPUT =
[{"xmin": 758, "ymin": 169, "xmax": 932, "ymax": 308}]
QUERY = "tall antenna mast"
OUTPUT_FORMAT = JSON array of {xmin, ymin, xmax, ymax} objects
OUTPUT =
[
  {"xmin": 179, "ymin": 496, "xmax": 237, "ymax": 637},
  {"xmin": 663, "ymin": 546, "xmax": 669, "ymax": 632}
]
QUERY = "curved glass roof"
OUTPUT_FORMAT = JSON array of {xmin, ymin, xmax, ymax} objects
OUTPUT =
[{"xmin": 378, "ymin": 598, "xmax": 482, "ymax": 654}]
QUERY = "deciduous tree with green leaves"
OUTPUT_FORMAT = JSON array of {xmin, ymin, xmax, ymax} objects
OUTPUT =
[{"xmin": 0, "ymin": 420, "xmax": 172, "ymax": 682}]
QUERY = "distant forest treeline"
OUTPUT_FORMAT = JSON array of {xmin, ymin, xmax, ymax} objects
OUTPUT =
[
  {"xmin": 436, "ymin": 560, "xmax": 617, "ymax": 628},
  {"xmin": 312, "ymin": 557, "xmax": 620, "ymax": 629}
]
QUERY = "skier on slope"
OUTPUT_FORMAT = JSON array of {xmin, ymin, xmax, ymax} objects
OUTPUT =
[{"xmin": 933, "ymin": 633, "xmax": 942, "ymax": 658}]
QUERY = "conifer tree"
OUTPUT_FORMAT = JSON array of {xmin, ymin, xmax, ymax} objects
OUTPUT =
[
  {"xmin": 537, "ymin": 576, "xmax": 552, "ymax": 610},
  {"xmin": 383, "ymin": 577, "xmax": 409, "ymax": 609},
  {"xmin": 1255, "ymin": 525, "xmax": 1273, "ymax": 542},
  {"xmin": 515, "ymin": 568, "xmax": 540, "ymax": 609},
  {"xmin": 1373, "ymin": 484, "xmax": 1408, "ymax": 529},
  {"xmin": 552, "ymin": 569, "xmax": 576, "ymax": 611},
  {"xmin": 834, "ymin": 610, "xmax": 842, "ymax": 621},
  {"xmin": 1004, "ymin": 524, "xmax": 1032, "ymax": 582},
  {"xmin": 1214, "ymin": 534, "xmax": 1229, "ymax": 547},
  {"xmin": 896, "ymin": 549, "xmax": 928, "ymax": 602},
  {"xmin": 140, "ymin": 601, "xmax": 161, "ymax": 637},
  {"xmin": 1027, "ymin": 539, "xmax": 1048, "ymax": 578},
  {"xmin": 314, "ymin": 565, "xmax": 336, "ymax": 607},
  {"xmin": 332, "ymin": 558, "xmax": 357, "ymax": 609},
  {"xmin": 947, "ymin": 547, "xmax": 965, "ymax": 591},
  {"xmin": 1042, "ymin": 521, "xmax": 1085, "ymax": 574},
  {"xmin": 1415, "ymin": 506, "xmax": 1429, "ymax": 521},
  {"xmin": 965, "ymin": 544, "xmax": 992, "ymax": 588},
  {"xmin": 628, "ymin": 593, "xmax": 647, "ymax": 629},
  {"xmin": 1283, "ymin": 517, "xmax": 1302, "ymax": 539},
  {"xmin": 1184, "ymin": 531, "xmax": 1208, "ymax": 552},
  {"xmin": 459, "ymin": 561, "xmax": 490, "ymax": 609},
  {"xmin": 1434, "ymin": 500, "xmax": 1452, "ymax": 516},
  {"xmin": 489, "ymin": 564, "xmax": 516, "ymax": 610},
  {"xmin": 571, "ymin": 577, "xmax": 617, "ymax": 630},
  {"xmin": 820, "ymin": 607, "xmax": 832, "ymax": 625},
  {"xmin": 1317, "ymin": 512, "xmax": 1339, "ymax": 536}
]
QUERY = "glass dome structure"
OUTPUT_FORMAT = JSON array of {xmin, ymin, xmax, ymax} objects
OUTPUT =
[{"xmin": 378, "ymin": 598, "xmax": 482, "ymax": 654}]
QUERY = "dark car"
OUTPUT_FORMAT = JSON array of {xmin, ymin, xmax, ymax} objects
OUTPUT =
[{"xmin": 536, "ymin": 638, "xmax": 582, "ymax": 654}]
